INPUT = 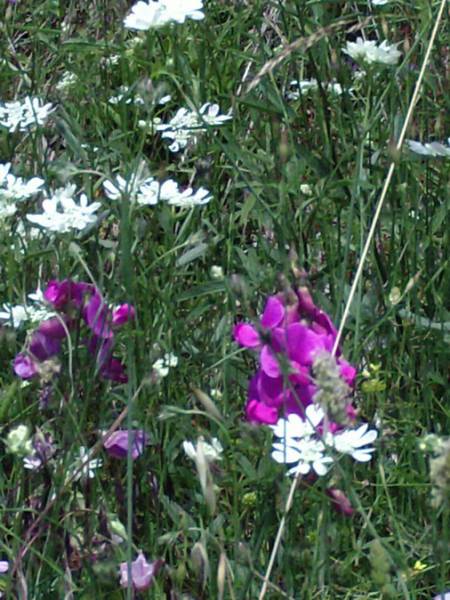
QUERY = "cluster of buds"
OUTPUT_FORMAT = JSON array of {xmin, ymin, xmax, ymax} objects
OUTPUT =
[
  {"xmin": 13, "ymin": 279, "xmax": 135, "ymax": 384},
  {"xmin": 234, "ymin": 287, "xmax": 356, "ymax": 427}
]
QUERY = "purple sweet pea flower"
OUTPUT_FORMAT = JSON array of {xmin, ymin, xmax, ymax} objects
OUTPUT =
[
  {"xmin": 119, "ymin": 552, "xmax": 163, "ymax": 592},
  {"xmin": 100, "ymin": 357, "xmax": 128, "ymax": 383},
  {"xmin": 83, "ymin": 291, "xmax": 113, "ymax": 339},
  {"xmin": 29, "ymin": 331, "xmax": 61, "ymax": 361},
  {"xmin": 104, "ymin": 430, "xmax": 147, "ymax": 460},
  {"xmin": 13, "ymin": 353, "xmax": 38, "ymax": 379},
  {"xmin": 236, "ymin": 288, "xmax": 356, "ymax": 426},
  {"xmin": 37, "ymin": 317, "xmax": 68, "ymax": 340},
  {"xmin": 43, "ymin": 279, "xmax": 88, "ymax": 311},
  {"xmin": 112, "ymin": 304, "xmax": 135, "ymax": 327}
]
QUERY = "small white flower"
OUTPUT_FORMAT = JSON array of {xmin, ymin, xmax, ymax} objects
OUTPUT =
[
  {"xmin": 0, "ymin": 162, "xmax": 44, "ymax": 220},
  {"xmin": 406, "ymin": 139, "xmax": 450, "ymax": 158},
  {"xmin": 56, "ymin": 71, "xmax": 78, "ymax": 92},
  {"xmin": 152, "ymin": 352, "xmax": 178, "ymax": 378},
  {"xmin": 0, "ymin": 96, "xmax": 54, "ymax": 132},
  {"xmin": 27, "ymin": 184, "xmax": 101, "ymax": 233},
  {"xmin": 210, "ymin": 265, "xmax": 223, "ymax": 279},
  {"xmin": 0, "ymin": 305, "xmax": 28, "ymax": 328},
  {"xmin": 124, "ymin": 0, "xmax": 205, "ymax": 30},
  {"xmin": 183, "ymin": 437, "xmax": 223, "ymax": 463},
  {"xmin": 325, "ymin": 424, "xmax": 378, "ymax": 462},
  {"xmin": 155, "ymin": 102, "xmax": 231, "ymax": 152},
  {"xmin": 70, "ymin": 446, "xmax": 102, "ymax": 481},
  {"xmin": 271, "ymin": 405, "xmax": 325, "ymax": 441},
  {"xmin": 5, "ymin": 425, "xmax": 33, "ymax": 457},
  {"xmin": 300, "ymin": 183, "xmax": 313, "ymax": 196},
  {"xmin": 287, "ymin": 79, "xmax": 343, "ymax": 100},
  {"xmin": 108, "ymin": 85, "xmax": 145, "ymax": 106},
  {"xmin": 343, "ymin": 37, "xmax": 401, "ymax": 66}
]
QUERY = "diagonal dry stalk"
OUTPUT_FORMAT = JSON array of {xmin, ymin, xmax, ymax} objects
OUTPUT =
[
  {"xmin": 244, "ymin": 17, "xmax": 370, "ymax": 95},
  {"xmin": 257, "ymin": 0, "xmax": 449, "ymax": 597}
]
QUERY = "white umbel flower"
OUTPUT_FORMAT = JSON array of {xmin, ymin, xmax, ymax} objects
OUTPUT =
[
  {"xmin": 124, "ymin": 0, "xmax": 204, "ymax": 30},
  {"xmin": 183, "ymin": 437, "xmax": 223, "ymax": 463},
  {"xmin": 271, "ymin": 405, "xmax": 324, "ymax": 441},
  {"xmin": 27, "ymin": 184, "xmax": 101, "ymax": 233},
  {"xmin": 0, "ymin": 96, "xmax": 54, "ymax": 132},
  {"xmin": 343, "ymin": 37, "xmax": 401, "ymax": 65},
  {"xmin": 272, "ymin": 437, "xmax": 333, "ymax": 476},
  {"xmin": 0, "ymin": 162, "xmax": 44, "ymax": 220}
]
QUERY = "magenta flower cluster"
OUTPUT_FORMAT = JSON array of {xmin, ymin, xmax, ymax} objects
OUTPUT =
[
  {"xmin": 234, "ymin": 288, "xmax": 356, "ymax": 425},
  {"xmin": 13, "ymin": 279, "xmax": 135, "ymax": 383}
]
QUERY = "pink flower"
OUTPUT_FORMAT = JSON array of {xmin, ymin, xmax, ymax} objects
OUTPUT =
[
  {"xmin": 13, "ymin": 353, "xmax": 38, "ymax": 379},
  {"xmin": 0, "ymin": 560, "xmax": 8, "ymax": 573},
  {"xmin": 119, "ymin": 552, "xmax": 163, "ymax": 592},
  {"xmin": 326, "ymin": 488, "xmax": 354, "ymax": 516},
  {"xmin": 104, "ymin": 430, "xmax": 147, "ymax": 460}
]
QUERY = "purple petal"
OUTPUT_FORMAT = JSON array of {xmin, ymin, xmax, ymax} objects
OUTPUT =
[
  {"xmin": 339, "ymin": 359, "xmax": 357, "ymax": 387},
  {"xmin": 260, "ymin": 296, "xmax": 285, "ymax": 329},
  {"xmin": 245, "ymin": 399, "xmax": 278, "ymax": 424},
  {"xmin": 101, "ymin": 357, "xmax": 128, "ymax": 383},
  {"xmin": 257, "ymin": 371, "xmax": 286, "ymax": 407},
  {"xmin": 233, "ymin": 323, "xmax": 260, "ymax": 347},
  {"xmin": 104, "ymin": 430, "xmax": 147, "ymax": 460},
  {"xmin": 327, "ymin": 488, "xmax": 354, "ymax": 516},
  {"xmin": 29, "ymin": 331, "xmax": 61, "ymax": 361},
  {"xmin": 37, "ymin": 317, "xmax": 68, "ymax": 340},
  {"xmin": 84, "ymin": 291, "xmax": 113, "ymax": 339},
  {"xmin": 260, "ymin": 344, "xmax": 281, "ymax": 378},
  {"xmin": 286, "ymin": 322, "xmax": 326, "ymax": 366},
  {"xmin": 112, "ymin": 303, "xmax": 135, "ymax": 326},
  {"xmin": 13, "ymin": 353, "xmax": 38, "ymax": 379}
]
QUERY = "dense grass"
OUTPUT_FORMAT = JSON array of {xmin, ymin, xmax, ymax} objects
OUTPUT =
[{"xmin": 0, "ymin": 0, "xmax": 448, "ymax": 598}]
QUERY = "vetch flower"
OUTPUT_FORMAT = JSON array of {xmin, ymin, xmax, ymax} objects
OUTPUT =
[
  {"xmin": 183, "ymin": 437, "xmax": 223, "ymax": 463},
  {"xmin": 27, "ymin": 185, "xmax": 101, "ymax": 233},
  {"xmin": 343, "ymin": 37, "xmax": 401, "ymax": 66},
  {"xmin": 119, "ymin": 553, "xmax": 163, "ymax": 592},
  {"xmin": 103, "ymin": 430, "xmax": 148, "ymax": 460},
  {"xmin": 0, "ymin": 96, "xmax": 54, "ymax": 132},
  {"xmin": 124, "ymin": 0, "xmax": 204, "ymax": 30}
]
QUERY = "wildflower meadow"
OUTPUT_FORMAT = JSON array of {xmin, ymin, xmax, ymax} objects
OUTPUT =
[{"xmin": 0, "ymin": 0, "xmax": 449, "ymax": 598}]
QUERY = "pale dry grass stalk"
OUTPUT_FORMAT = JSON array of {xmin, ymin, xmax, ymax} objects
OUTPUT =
[{"xmin": 258, "ymin": 1, "xmax": 449, "ymax": 597}]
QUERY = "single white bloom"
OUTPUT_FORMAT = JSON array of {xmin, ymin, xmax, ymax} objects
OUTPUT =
[
  {"xmin": 0, "ymin": 96, "xmax": 54, "ymax": 132},
  {"xmin": 0, "ymin": 304, "xmax": 29, "ymax": 328},
  {"xmin": 210, "ymin": 265, "xmax": 223, "ymax": 279},
  {"xmin": 300, "ymin": 183, "xmax": 313, "ymax": 196},
  {"xmin": 372, "ymin": 0, "xmax": 390, "ymax": 4},
  {"xmin": 343, "ymin": 37, "xmax": 401, "ymax": 66},
  {"xmin": 272, "ymin": 437, "xmax": 333, "ymax": 477},
  {"xmin": 0, "ymin": 162, "xmax": 44, "ymax": 219},
  {"xmin": 27, "ymin": 185, "xmax": 101, "ymax": 233},
  {"xmin": 183, "ymin": 436, "xmax": 223, "ymax": 463},
  {"xmin": 71, "ymin": 446, "xmax": 102, "ymax": 481},
  {"xmin": 326, "ymin": 423, "xmax": 378, "ymax": 462},
  {"xmin": 406, "ymin": 139, "xmax": 450, "ymax": 158},
  {"xmin": 124, "ymin": 0, "xmax": 204, "ymax": 30}
]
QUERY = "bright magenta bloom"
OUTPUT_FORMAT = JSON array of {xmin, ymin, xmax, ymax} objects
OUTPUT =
[{"xmin": 234, "ymin": 288, "xmax": 356, "ymax": 425}]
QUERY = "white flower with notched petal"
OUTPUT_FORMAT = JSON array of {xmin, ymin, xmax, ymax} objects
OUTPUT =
[
  {"xmin": 70, "ymin": 446, "xmax": 102, "ymax": 481},
  {"xmin": 272, "ymin": 436, "xmax": 333, "ymax": 476},
  {"xmin": 27, "ymin": 184, "xmax": 101, "ymax": 233},
  {"xmin": 124, "ymin": 0, "xmax": 204, "ymax": 30},
  {"xmin": 271, "ymin": 405, "xmax": 325, "ymax": 441},
  {"xmin": 343, "ymin": 37, "xmax": 401, "ymax": 66},
  {"xmin": 325, "ymin": 424, "xmax": 378, "ymax": 462},
  {"xmin": 0, "ymin": 96, "xmax": 54, "ymax": 132},
  {"xmin": 166, "ymin": 186, "xmax": 212, "ymax": 208},
  {"xmin": 0, "ymin": 162, "xmax": 44, "ymax": 220}
]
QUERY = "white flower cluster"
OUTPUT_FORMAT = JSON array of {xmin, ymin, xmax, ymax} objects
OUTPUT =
[
  {"xmin": 0, "ymin": 162, "xmax": 44, "ymax": 220},
  {"xmin": 26, "ymin": 184, "xmax": 101, "ymax": 233},
  {"xmin": 406, "ymin": 138, "xmax": 450, "ymax": 158},
  {"xmin": 104, "ymin": 174, "xmax": 212, "ymax": 208},
  {"xmin": 108, "ymin": 86, "xmax": 145, "ymax": 106},
  {"xmin": 124, "ymin": 0, "xmax": 204, "ymax": 31},
  {"xmin": 0, "ymin": 289, "xmax": 53, "ymax": 328},
  {"xmin": 0, "ymin": 96, "xmax": 54, "ymax": 132},
  {"xmin": 147, "ymin": 102, "xmax": 232, "ymax": 152},
  {"xmin": 343, "ymin": 37, "xmax": 401, "ymax": 66},
  {"xmin": 271, "ymin": 405, "xmax": 377, "ymax": 477},
  {"xmin": 152, "ymin": 352, "xmax": 178, "ymax": 379},
  {"xmin": 287, "ymin": 79, "xmax": 343, "ymax": 100}
]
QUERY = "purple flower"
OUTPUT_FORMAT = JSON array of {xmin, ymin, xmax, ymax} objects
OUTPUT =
[
  {"xmin": 83, "ymin": 291, "xmax": 113, "ymax": 339},
  {"xmin": 29, "ymin": 331, "xmax": 61, "ymax": 361},
  {"xmin": 112, "ymin": 304, "xmax": 135, "ymax": 327},
  {"xmin": 100, "ymin": 357, "xmax": 128, "ymax": 383},
  {"xmin": 37, "ymin": 317, "xmax": 68, "ymax": 339},
  {"xmin": 119, "ymin": 552, "xmax": 163, "ymax": 592},
  {"xmin": 326, "ymin": 488, "xmax": 354, "ymax": 516},
  {"xmin": 104, "ymin": 430, "xmax": 147, "ymax": 459},
  {"xmin": 0, "ymin": 561, "xmax": 8, "ymax": 574},
  {"xmin": 43, "ymin": 279, "xmax": 88, "ymax": 311},
  {"xmin": 13, "ymin": 353, "xmax": 38, "ymax": 379},
  {"xmin": 235, "ymin": 288, "xmax": 356, "ymax": 426}
]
